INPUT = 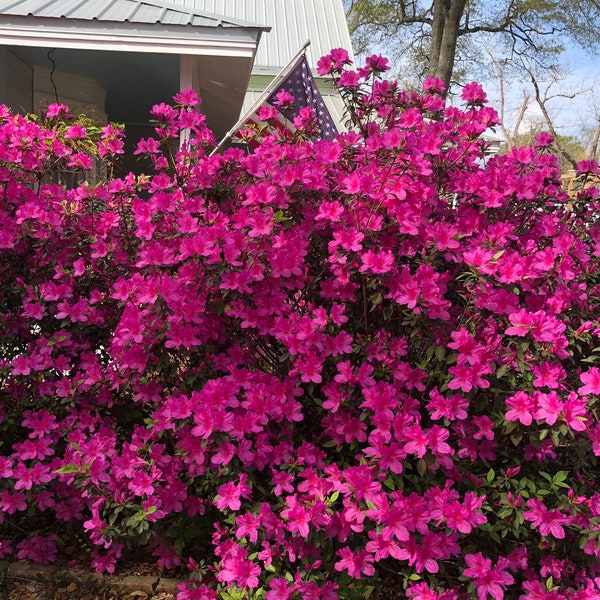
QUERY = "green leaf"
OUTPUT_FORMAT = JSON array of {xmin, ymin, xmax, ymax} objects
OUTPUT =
[
  {"xmin": 553, "ymin": 471, "xmax": 568, "ymax": 483},
  {"xmin": 369, "ymin": 292, "xmax": 383, "ymax": 311},
  {"xmin": 54, "ymin": 464, "xmax": 80, "ymax": 474},
  {"xmin": 322, "ymin": 439, "xmax": 339, "ymax": 448},
  {"xmin": 495, "ymin": 363, "xmax": 508, "ymax": 379},
  {"xmin": 383, "ymin": 478, "xmax": 396, "ymax": 490},
  {"xmin": 486, "ymin": 468, "xmax": 495, "ymax": 483},
  {"xmin": 488, "ymin": 528, "xmax": 501, "ymax": 543}
]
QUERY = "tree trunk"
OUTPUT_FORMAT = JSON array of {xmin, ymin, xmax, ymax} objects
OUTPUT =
[
  {"xmin": 427, "ymin": 0, "xmax": 467, "ymax": 94},
  {"xmin": 588, "ymin": 122, "xmax": 600, "ymax": 160},
  {"xmin": 529, "ymin": 72, "xmax": 578, "ymax": 170}
]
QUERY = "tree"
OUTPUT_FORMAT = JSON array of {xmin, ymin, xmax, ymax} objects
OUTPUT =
[
  {"xmin": 346, "ymin": 0, "xmax": 600, "ymax": 94},
  {"xmin": 491, "ymin": 51, "xmax": 600, "ymax": 170}
]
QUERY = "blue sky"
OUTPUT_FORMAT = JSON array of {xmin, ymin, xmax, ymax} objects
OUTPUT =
[{"xmin": 483, "ymin": 46, "xmax": 600, "ymax": 143}]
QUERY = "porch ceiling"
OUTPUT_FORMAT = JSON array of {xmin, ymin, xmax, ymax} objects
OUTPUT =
[
  {"xmin": 0, "ymin": 0, "xmax": 270, "ymax": 137},
  {"xmin": 13, "ymin": 46, "xmax": 253, "ymax": 137}
]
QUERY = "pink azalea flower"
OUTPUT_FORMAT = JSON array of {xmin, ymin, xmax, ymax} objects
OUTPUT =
[
  {"xmin": 177, "ymin": 582, "xmax": 218, "ymax": 600},
  {"xmin": 359, "ymin": 249, "xmax": 395, "ymax": 274},
  {"xmin": 45, "ymin": 103, "xmax": 71, "ymax": 119},
  {"xmin": 64, "ymin": 125, "xmax": 87, "ymax": 139},
  {"xmin": 215, "ymin": 475, "xmax": 251, "ymax": 512},
  {"xmin": 523, "ymin": 498, "xmax": 572, "ymax": 539},
  {"xmin": 461, "ymin": 82, "xmax": 488, "ymax": 105},
  {"xmin": 17, "ymin": 534, "xmax": 58, "ymax": 565},
  {"xmin": 464, "ymin": 553, "xmax": 514, "ymax": 600},
  {"xmin": 0, "ymin": 491, "xmax": 27, "ymax": 514},
  {"xmin": 505, "ymin": 391, "xmax": 535, "ymax": 425},
  {"xmin": 563, "ymin": 393, "xmax": 588, "ymax": 431},
  {"xmin": 265, "ymin": 578, "xmax": 292, "ymax": 600},
  {"xmin": 533, "ymin": 392, "xmax": 564, "ymax": 426},
  {"xmin": 427, "ymin": 388, "xmax": 469, "ymax": 420},
  {"xmin": 334, "ymin": 547, "xmax": 375, "ymax": 579},
  {"xmin": 173, "ymin": 88, "xmax": 200, "ymax": 107},
  {"xmin": 422, "ymin": 77, "xmax": 445, "ymax": 94},
  {"xmin": 532, "ymin": 362, "xmax": 565, "ymax": 389},
  {"xmin": 363, "ymin": 54, "xmax": 390, "ymax": 73},
  {"xmin": 218, "ymin": 552, "xmax": 261, "ymax": 589},
  {"xmin": 127, "ymin": 471, "xmax": 156, "ymax": 497},
  {"xmin": 0, "ymin": 539, "xmax": 13, "ymax": 559},
  {"xmin": 579, "ymin": 367, "xmax": 600, "ymax": 395},
  {"xmin": 464, "ymin": 552, "xmax": 492, "ymax": 578},
  {"xmin": 589, "ymin": 422, "xmax": 600, "ymax": 456},
  {"xmin": 280, "ymin": 495, "xmax": 311, "ymax": 537}
]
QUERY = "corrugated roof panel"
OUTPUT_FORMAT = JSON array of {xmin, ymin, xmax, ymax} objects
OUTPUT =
[
  {"xmin": 122, "ymin": 2, "xmax": 161, "ymax": 22},
  {"xmin": 90, "ymin": 0, "xmax": 140, "ymax": 22},
  {"xmin": 159, "ymin": 0, "xmax": 354, "ymax": 70},
  {"xmin": 36, "ymin": 0, "xmax": 85, "ymax": 17},
  {"xmin": 0, "ymin": 0, "xmax": 267, "ymax": 28},
  {"xmin": 0, "ymin": 0, "xmax": 50, "ymax": 15},
  {"xmin": 160, "ymin": 7, "xmax": 193, "ymax": 24}
]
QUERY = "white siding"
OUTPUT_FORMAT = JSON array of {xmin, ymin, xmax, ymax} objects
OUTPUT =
[{"xmin": 162, "ymin": 0, "xmax": 354, "ymax": 71}]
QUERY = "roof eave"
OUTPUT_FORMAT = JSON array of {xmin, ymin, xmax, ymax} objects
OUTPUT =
[{"xmin": 0, "ymin": 15, "xmax": 269, "ymax": 56}]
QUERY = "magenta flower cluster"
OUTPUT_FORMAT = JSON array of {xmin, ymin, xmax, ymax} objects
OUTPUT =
[{"xmin": 1, "ymin": 50, "xmax": 600, "ymax": 600}]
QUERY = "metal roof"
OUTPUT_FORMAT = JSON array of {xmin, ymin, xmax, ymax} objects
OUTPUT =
[
  {"xmin": 0, "ymin": 0, "xmax": 269, "ymax": 57},
  {"xmin": 0, "ymin": 0, "xmax": 351, "ymax": 68},
  {"xmin": 0, "ymin": 0, "xmax": 265, "ymax": 29},
  {"xmin": 160, "ymin": 0, "xmax": 354, "ymax": 71}
]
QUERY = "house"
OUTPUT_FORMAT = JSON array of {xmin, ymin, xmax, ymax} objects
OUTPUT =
[
  {"xmin": 0, "ymin": 0, "xmax": 354, "ymax": 139},
  {"xmin": 0, "ymin": 0, "xmax": 270, "ymax": 141},
  {"xmin": 166, "ymin": 0, "xmax": 354, "ymax": 135}
]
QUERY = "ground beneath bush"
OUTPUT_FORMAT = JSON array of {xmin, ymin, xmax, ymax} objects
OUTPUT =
[
  {"xmin": 1, "ymin": 561, "xmax": 180, "ymax": 600},
  {"xmin": 1, "ymin": 560, "xmax": 405, "ymax": 599}
]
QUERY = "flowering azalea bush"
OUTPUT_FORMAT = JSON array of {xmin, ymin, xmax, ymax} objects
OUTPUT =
[{"xmin": 1, "ymin": 52, "xmax": 600, "ymax": 599}]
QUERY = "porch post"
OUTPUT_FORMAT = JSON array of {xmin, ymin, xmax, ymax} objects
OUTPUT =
[
  {"xmin": 179, "ymin": 54, "xmax": 193, "ymax": 145},
  {"xmin": 180, "ymin": 54, "xmax": 193, "ymax": 90}
]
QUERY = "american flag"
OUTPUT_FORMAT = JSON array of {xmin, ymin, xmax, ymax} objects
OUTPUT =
[
  {"xmin": 211, "ymin": 46, "xmax": 339, "ymax": 155},
  {"xmin": 249, "ymin": 55, "xmax": 338, "ymax": 141}
]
